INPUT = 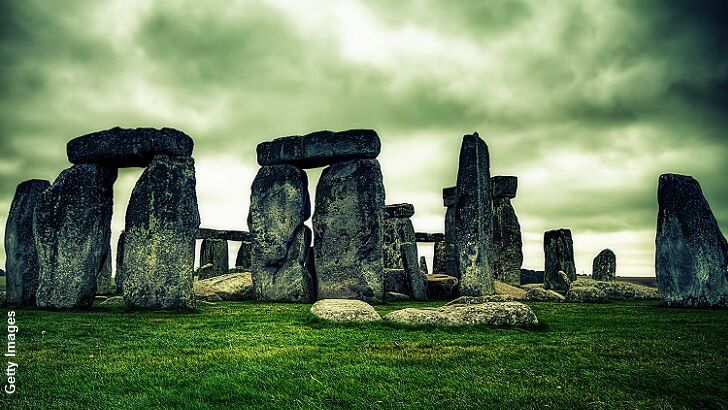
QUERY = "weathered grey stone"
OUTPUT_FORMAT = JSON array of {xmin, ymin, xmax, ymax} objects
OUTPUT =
[
  {"xmin": 249, "ymin": 165, "xmax": 314, "ymax": 303},
  {"xmin": 432, "ymin": 241, "xmax": 447, "ymax": 274},
  {"xmin": 525, "ymin": 287, "xmax": 565, "ymax": 302},
  {"xmin": 592, "ymin": 249, "xmax": 616, "ymax": 281},
  {"xmin": 384, "ymin": 269, "xmax": 409, "ymax": 294},
  {"xmin": 443, "ymin": 186, "xmax": 458, "ymax": 278},
  {"xmin": 543, "ymin": 229, "xmax": 576, "ymax": 291},
  {"xmin": 453, "ymin": 133, "xmax": 494, "ymax": 296},
  {"xmin": 443, "ymin": 187, "xmax": 457, "ymax": 207},
  {"xmin": 67, "ymin": 127, "xmax": 193, "ymax": 168},
  {"xmin": 520, "ymin": 269, "xmax": 544, "ymax": 285},
  {"xmin": 96, "ymin": 244, "xmax": 115, "ymax": 295},
  {"xmin": 35, "ymin": 165, "xmax": 116, "ymax": 309},
  {"xmin": 193, "ymin": 272, "xmax": 254, "ymax": 301},
  {"xmin": 492, "ymin": 182, "xmax": 523, "ymax": 285},
  {"xmin": 402, "ymin": 243, "xmax": 427, "ymax": 301},
  {"xmin": 5, "ymin": 179, "xmax": 49, "ymax": 306},
  {"xmin": 384, "ymin": 203, "xmax": 414, "ymax": 219},
  {"xmin": 494, "ymin": 281, "xmax": 528, "ymax": 300},
  {"xmin": 656, "ymin": 173, "xmax": 728, "ymax": 307},
  {"xmin": 383, "ymin": 217, "xmax": 416, "ymax": 269},
  {"xmin": 314, "ymin": 159, "xmax": 385, "ymax": 302},
  {"xmin": 419, "ymin": 256, "xmax": 429, "ymax": 275},
  {"xmin": 304, "ymin": 246, "xmax": 316, "ymax": 289},
  {"xmin": 122, "ymin": 155, "xmax": 199, "ymax": 310},
  {"xmin": 257, "ymin": 129, "xmax": 381, "ymax": 169},
  {"xmin": 197, "ymin": 228, "xmax": 251, "ymax": 242},
  {"xmin": 565, "ymin": 286, "xmax": 609, "ymax": 303},
  {"xmin": 415, "ymin": 232, "xmax": 445, "ymax": 242},
  {"xmin": 235, "ymin": 241, "xmax": 253, "ymax": 269},
  {"xmin": 310, "ymin": 299, "xmax": 382, "ymax": 323},
  {"xmin": 198, "ymin": 238, "xmax": 229, "ymax": 279},
  {"xmin": 115, "ymin": 231, "xmax": 126, "ymax": 293},
  {"xmin": 570, "ymin": 278, "xmax": 658, "ymax": 301},
  {"xmin": 491, "ymin": 176, "xmax": 518, "ymax": 199},
  {"xmin": 384, "ymin": 302, "xmax": 538, "ymax": 327},
  {"xmin": 425, "ymin": 274, "xmax": 458, "ymax": 300}
]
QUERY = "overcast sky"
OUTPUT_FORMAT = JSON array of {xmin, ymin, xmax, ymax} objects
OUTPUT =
[{"xmin": 1, "ymin": 0, "xmax": 726, "ymax": 276}]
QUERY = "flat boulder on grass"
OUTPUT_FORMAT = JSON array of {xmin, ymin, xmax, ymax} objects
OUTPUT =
[
  {"xmin": 310, "ymin": 299, "xmax": 382, "ymax": 323},
  {"xmin": 193, "ymin": 272, "xmax": 254, "ymax": 302},
  {"xmin": 565, "ymin": 286, "xmax": 608, "ymax": 303},
  {"xmin": 385, "ymin": 302, "xmax": 538, "ymax": 328},
  {"xmin": 570, "ymin": 279, "xmax": 658, "ymax": 301},
  {"xmin": 525, "ymin": 287, "xmax": 565, "ymax": 302}
]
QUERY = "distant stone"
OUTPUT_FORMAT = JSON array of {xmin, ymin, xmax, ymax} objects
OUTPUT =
[
  {"xmin": 443, "ymin": 187, "xmax": 457, "ymax": 278},
  {"xmin": 442, "ymin": 187, "xmax": 457, "ymax": 207},
  {"xmin": 236, "ymin": 241, "xmax": 253, "ymax": 269},
  {"xmin": 193, "ymin": 272, "xmax": 254, "ymax": 301},
  {"xmin": 592, "ymin": 249, "xmax": 616, "ymax": 281},
  {"xmin": 402, "ymin": 243, "xmax": 427, "ymax": 301},
  {"xmin": 419, "ymin": 256, "xmax": 428, "ymax": 276},
  {"xmin": 415, "ymin": 232, "xmax": 445, "ymax": 243},
  {"xmin": 5, "ymin": 179, "xmax": 49, "ymax": 306},
  {"xmin": 525, "ymin": 287, "xmax": 565, "ymax": 302},
  {"xmin": 35, "ymin": 165, "xmax": 116, "ymax": 309},
  {"xmin": 425, "ymin": 274, "xmax": 459, "ymax": 300},
  {"xmin": 492, "ymin": 180, "xmax": 523, "ymax": 285},
  {"xmin": 383, "ymin": 215, "xmax": 417, "ymax": 269},
  {"xmin": 491, "ymin": 176, "xmax": 518, "ymax": 199},
  {"xmin": 115, "ymin": 231, "xmax": 126, "ymax": 293},
  {"xmin": 257, "ymin": 129, "xmax": 381, "ymax": 169},
  {"xmin": 198, "ymin": 238, "xmax": 229, "ymax": 279},
  {"xmin": 310, "ymin": 299, "xmax": 382, "ymax": 323},
  {"xmin": 122, "ymin": 155, "xmax": 199, "ymax": 310},
  {"xmin": 249, "ymin": 165, "xmax": 314, "ymax": 303},
  {"xmin": 99, "ymin": 296, "xmax": 125, "ymax": 307},
  {"xmin": 570, "ymin": 279, "xmax": 658, "ymax": 300},
  {"xmin": 385, "ymin": 292, "xmax": 411, "ymax": 302},
  {"xmin": 67, "ymin": 127, "xmax": 193, "ymax": 168},
  {"xmin": 453, "ymin": 133, "xmax": 494, "ymax": 295},
  {"xmin": 314, "ymin": 159, "xmax": 385, "ymax": 302},
  {"xmin": 432, "ymin": 241, "xmax": 447, "ymax": 274},
  {"xmin": 384, "ymin": 302, "xmax": 538, "ymax": 328},
  {"xmin": 445, "ymin": 295, "xmax": 516, "ymax": 305},
  {"xmin": 494, "ymin": 281, "xmax": 528, "ymax": 300},
  {"xmin": 520, "ymin": 269, "xmax": 544, "ymax": 285},
  {"xmin": 543, "ymin": 229, "xmax": 576, "ymax": 291},
  {"xmin": 196, "ymin": 228, "xmax": 251, "ymax": 242},
  {"xmin": 655, "ymin": 173, "xmax": 728, "ymax": 307},
  {"xmin": 96, "ymin": 244, "xmax": 115, "ymax": 295},
  {"xmin": 565, "ymin": 286, "xmax": 609, "ymax": 303},
  {"xmin": 384, "ymin": 203, "xmax": 415, "ymax": 219}
]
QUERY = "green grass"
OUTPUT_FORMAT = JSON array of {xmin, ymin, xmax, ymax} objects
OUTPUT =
[{"xmin": 1, "ymin": 300, "xmax": 727, "ymax": 409}]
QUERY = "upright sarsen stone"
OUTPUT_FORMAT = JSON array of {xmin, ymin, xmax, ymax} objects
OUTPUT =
[
  {"xmin": 454, "ymin": 133, "xmax": 494, "ymax": 296},
  {"xmin": 383, "ymin": 205, "xmax": 417, "ymax": 269},
  {"xmin": 198, "ymin": 238, "xmax": 229, "ymax": 279},
  {"xmin": 115, "ymin": 231, "xmax": 126, "ymax": 293},
  {"xmin": 544, "ymin": 228, "xmax": 576, "ymax": 291},
  {"xmin": 122, "ymin": 155, "xmax": 200, "ymax": 309},
  {"xmin": 235, "ymin": 241, "xmax": 253, "ymax": 269},
  {"xmin": 5, "ymin": 179, "xmax": 50, "ymax": 306},
  {"xmin": 443, "ymin": 186, "xmax": 458, "ymax": 277},
  {"xmin": 592, "ymin": 249, "xmax": 616, "ymax": 282},
  {"xmin": 491, "ymin": 176, "xmax": 523, "ymax": 285},
  {"xmin": 248, "ymin": 165, "xmax": 314, "ymax": 303},
  {"xmin": 432, "ymin": 240, "xmax": 447, "ymax": 274},
  {"xmin": 34, "ymin": 165, "xmax": 116, "ymax": 309},
  {"xmin": 656, "ymin": 174, "xmax": 728, "ymax": 307},
  {"xmin": 314, "ymin": 159, "xmax": 385, "ymax": 302}
]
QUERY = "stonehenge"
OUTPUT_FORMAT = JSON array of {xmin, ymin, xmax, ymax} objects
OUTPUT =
[
  {"xmin": 543, "ymin": 229, "xmax": 576, "ymax": 291},
  {"xmin": 491, "ymin": 176, "xmax": 523, "ymax": 285},
  {"xmin": 592, "ymin": 249, "xmax": 616, "ymax": 282},
  {"xmin": 198, "ymin": 239, "xmax": 229, "ymax": 279},
  {"xmin": 257, "ymin": 129, "xmax": 380, "ymax": 168},
  {"xmin": 382, "ymin": 203, "xmax": 427, "ymax": 300}
]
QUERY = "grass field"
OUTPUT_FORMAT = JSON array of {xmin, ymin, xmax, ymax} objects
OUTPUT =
[{"xmin": 1, "ymin": 298, "xmax": 727, "ymax": 410}]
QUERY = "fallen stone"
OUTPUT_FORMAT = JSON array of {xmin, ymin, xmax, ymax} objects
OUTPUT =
[
  {"xmin": 592, "ymin": 249, "xmax": 616, "ymax": 281},
  {"xmin": 385, "ymin": 302, "xmax": 538, "ymax": 327},
  {"xmin": 544, "ymin": 229, "xmax": 576, "ymax": 291},
  {"xmin": 5, "ymin": 179, "xmax": 50, "ymax": 306},
  {"xmin": 565, "ymin": 286, "xmax": 609, "ymax": 303},
  {"xmin": 35, "ymin": 165, "xmax": 116, "ymax": 309},
  {"xmin": 656, "ymin": 173, "xmax": 728, "ymax": 307},
  {"xmin": 235, "ymin": 241, "xmax": 253, "ymax": 269},
  {"xmin": 570, "ymin": 279, "xmax": 658, "ymax": 300},
  {"xmin": 314, "ymin": 159, "xmax": 385, "ymax": 302},
  {"xmin": 494, "ymin": 281, "xmax": 528, "ymax": 300},
  {"xmin": 122, "ymin": 155, "xmax": 199, "ymax": 310},
  {"xmin": 249, "ymin": 165, "xmax": 314, "ymax": 303},
  {"xmin": 257, "ymin": 129, "xmax": 381, "ymax": 168},
  {"xmin": 384, "ymin": 203, "xmax": 414, "ymax": 219},
  {"xmin": 193, "ymin": 272, "xmax": 254, "ymax": 301},
  {"xmin": 385, "ymin": 292, "xmax": 411, "ymax": 302},
  {"xmin": 198, "ymin": 238, "xmax": 229, "ymax": 279},
  {"xmin": 491, "ymin": 176, "xmax": 518, "ymax": 199},
  {"xmin": 197, "ymin": 228, "xmax": 251, "ymax": 242},
  {"xmin": 415, "ymin": 232, "xmax": 445, "ymax": 243},
  {"xmin": 99, "ymin": 296, "xmax": 125, "ymax": 307},
  {"xmin": 525, "ymin": 287, "xmax": 565, "ymax": 302},
  {"xmin": 445, "ymin": 295, "xmax": 516, "ymax": 305},
  {"xmin": 432, "ymin": 241, "xmax": 447, "ymax": 274},
  {"xmin": 310, "ymin": 299, "xmax": 382, "ymax": 323},
  {"xmin": 67, "ymin": 127, "xmax": 193, "ymax": 168},
  {"xmin": 426, "ymin": 274, "xmax": 458, "ymax": 300}
]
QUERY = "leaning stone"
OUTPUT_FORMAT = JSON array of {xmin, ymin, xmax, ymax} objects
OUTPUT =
[
  {"xmin": 385, "ymin": 302, "xmax": 538, "ymax": 327},
  {"xmin": 656, "ymin": 173, "xmax": 728, "ymax": 307},
  {"xmin": 385, "ymin": 292, "xmax": 411, "ymax": 302},
  {"xmin": 543, "ymin": 229, "xmax": 576, "ymax": 291},
  {"xmin": 565, "ymin": 286, "xmax": 608, "ymax": 303},
  {"xmin": 314, "ymin": 159, "xmax": 385, "ymax": 302},
  {"xmin": 453, "ymin": 133, "xmax": 494, "ymax": 295},
  {"xmin": 419, "ymin": 256, "xmax": 429, "ymax": 276},
  {"xmin": 198, "ymin": 238, "xmax": 229, "ymax": 279},
  {"xmin": 34, "ymin": 165, "xmax": 116, "ymax": 309},
  {"xmin": 67, "ymin": 127, "xmax": 193, "ymax": 168},
  {"xmin": 494, "ymin": 281, "xmax": 528, "ymax": 300},
  {"xmin": 257, "ymin": 129, "xmax": 381, "ymax": 169},
  {"xmin": 445, "ymin": 295, "xmax": 516, "ymax": 305},
  {"xmin": 235, "ymin": 241, "xmax": 253, "ymax": 269},
  {"xmin": 384, "ymin": 203, "xmax": 414, "ymax": 219},
  {"xmin": 525, "ymin": 287, "xmax": 565, "ymax": 302},
  {"xmin": 115, "ymin": 231, "xmax": 126, "ymax": 293},
  {"xmin": 492, "ymin": 186, "xmax": 523, "ymax": 285},
  {"xmin": 491, "ymin": 176, "xmax": 518, "ymax": 199},
  {"xmin": 310, "ymin": 299, "xmax": 382, "ymax": 323},
  {"xmin": 122, "ymin": 155, "xmax": 199, "ymax": 310},
  {"xmin": 432, "ymin": 241, "xmax": 447, "ymax": 274},
  {"xmin": 426, "ymin": 274, "xmax": 458, "ymax": 300},
  {"xmin": 249, "ymin": 165, "xmax": 314, "ymax": 303},
  {"xmin": 592, "ymin": 249, "xmax": 616, "ymax": 281},
  {"xmin": 402, "ymin": 243, "xmax": 427, "ymax": 301},
  {"xmin": 193, "ymin": 272, "xmax": 254, "ymax": 301},
  {"xmin": 5, "ymin": 179, "xmax": 49, "ymax": 306}
]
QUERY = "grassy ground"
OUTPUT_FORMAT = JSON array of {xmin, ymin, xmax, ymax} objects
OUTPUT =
[{"xmin": 1, "ymin": 298, "xmax": 727, "ymax": 409}]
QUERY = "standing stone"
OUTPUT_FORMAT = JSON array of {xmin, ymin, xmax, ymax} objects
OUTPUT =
[
  {"xmin": 35, "ymin": 165, "xmax": 116, "ymax": 309},
  {"xmin": 592, "ymin": 249, "xmax": 617, "ymax": 281},
  {"xmin": 249, "ymin": 165, "xmax": 314, "ymax": 302},
  {"xmin": 491, "ymin": 176, "xmax": 523, "ymax": 285},
  {"xmin": 454, "ymin": 133, "xmax": 494, "ymax": 296},
  {"xmin": 656, "ymin": 173, "xmax": 728, "ymax": 307},
  {"xmin": 383, "ymin": 204, "xmax": 416, "ymax": 269},
  {"xmin": 96, "ymin": 242, "xmax": 115, "ymax": 295},
  {"xmin": 314, "ymin": 159, "xmax": 385, "ymax": 302},
  {"xmin": 5, "ymin": 179, "xmax": 50, "ymax": 306},
  {"xmin": 544, "ymin": 228, "xmax": 576, "ymax": 291},
  {"xmin": 235, "ymin": 241, "xmax": 253, "ymax": 269},
  {"xmin": 115, "ymin": 231, "xmax": 126, "ymax": 293},
  {"xmin": 402, "ymin": 243, "xmax": 427, "ymax": 300},
  {"xmin": 443, "ymin": 186, "xmax": 458, "ymax": 277},
  {"xmin": 122, "ymin": 155, "xmax": 199, "ymax": 309},
  {"xmin": 432, "ymin": 241, "xmax": 447, "ymax": 274},
  {"xmin": 419, "ymin": 256, "xmax": 429, "ymax": 275},
  {"xmin": 198, "ymin": 238, "xmax": 229, "ymax": 279}
]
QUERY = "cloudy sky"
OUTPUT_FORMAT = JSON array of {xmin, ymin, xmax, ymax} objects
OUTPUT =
[{"xmin": 1, "ymin": 0, "xmax": 726, "ymax": 276}]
